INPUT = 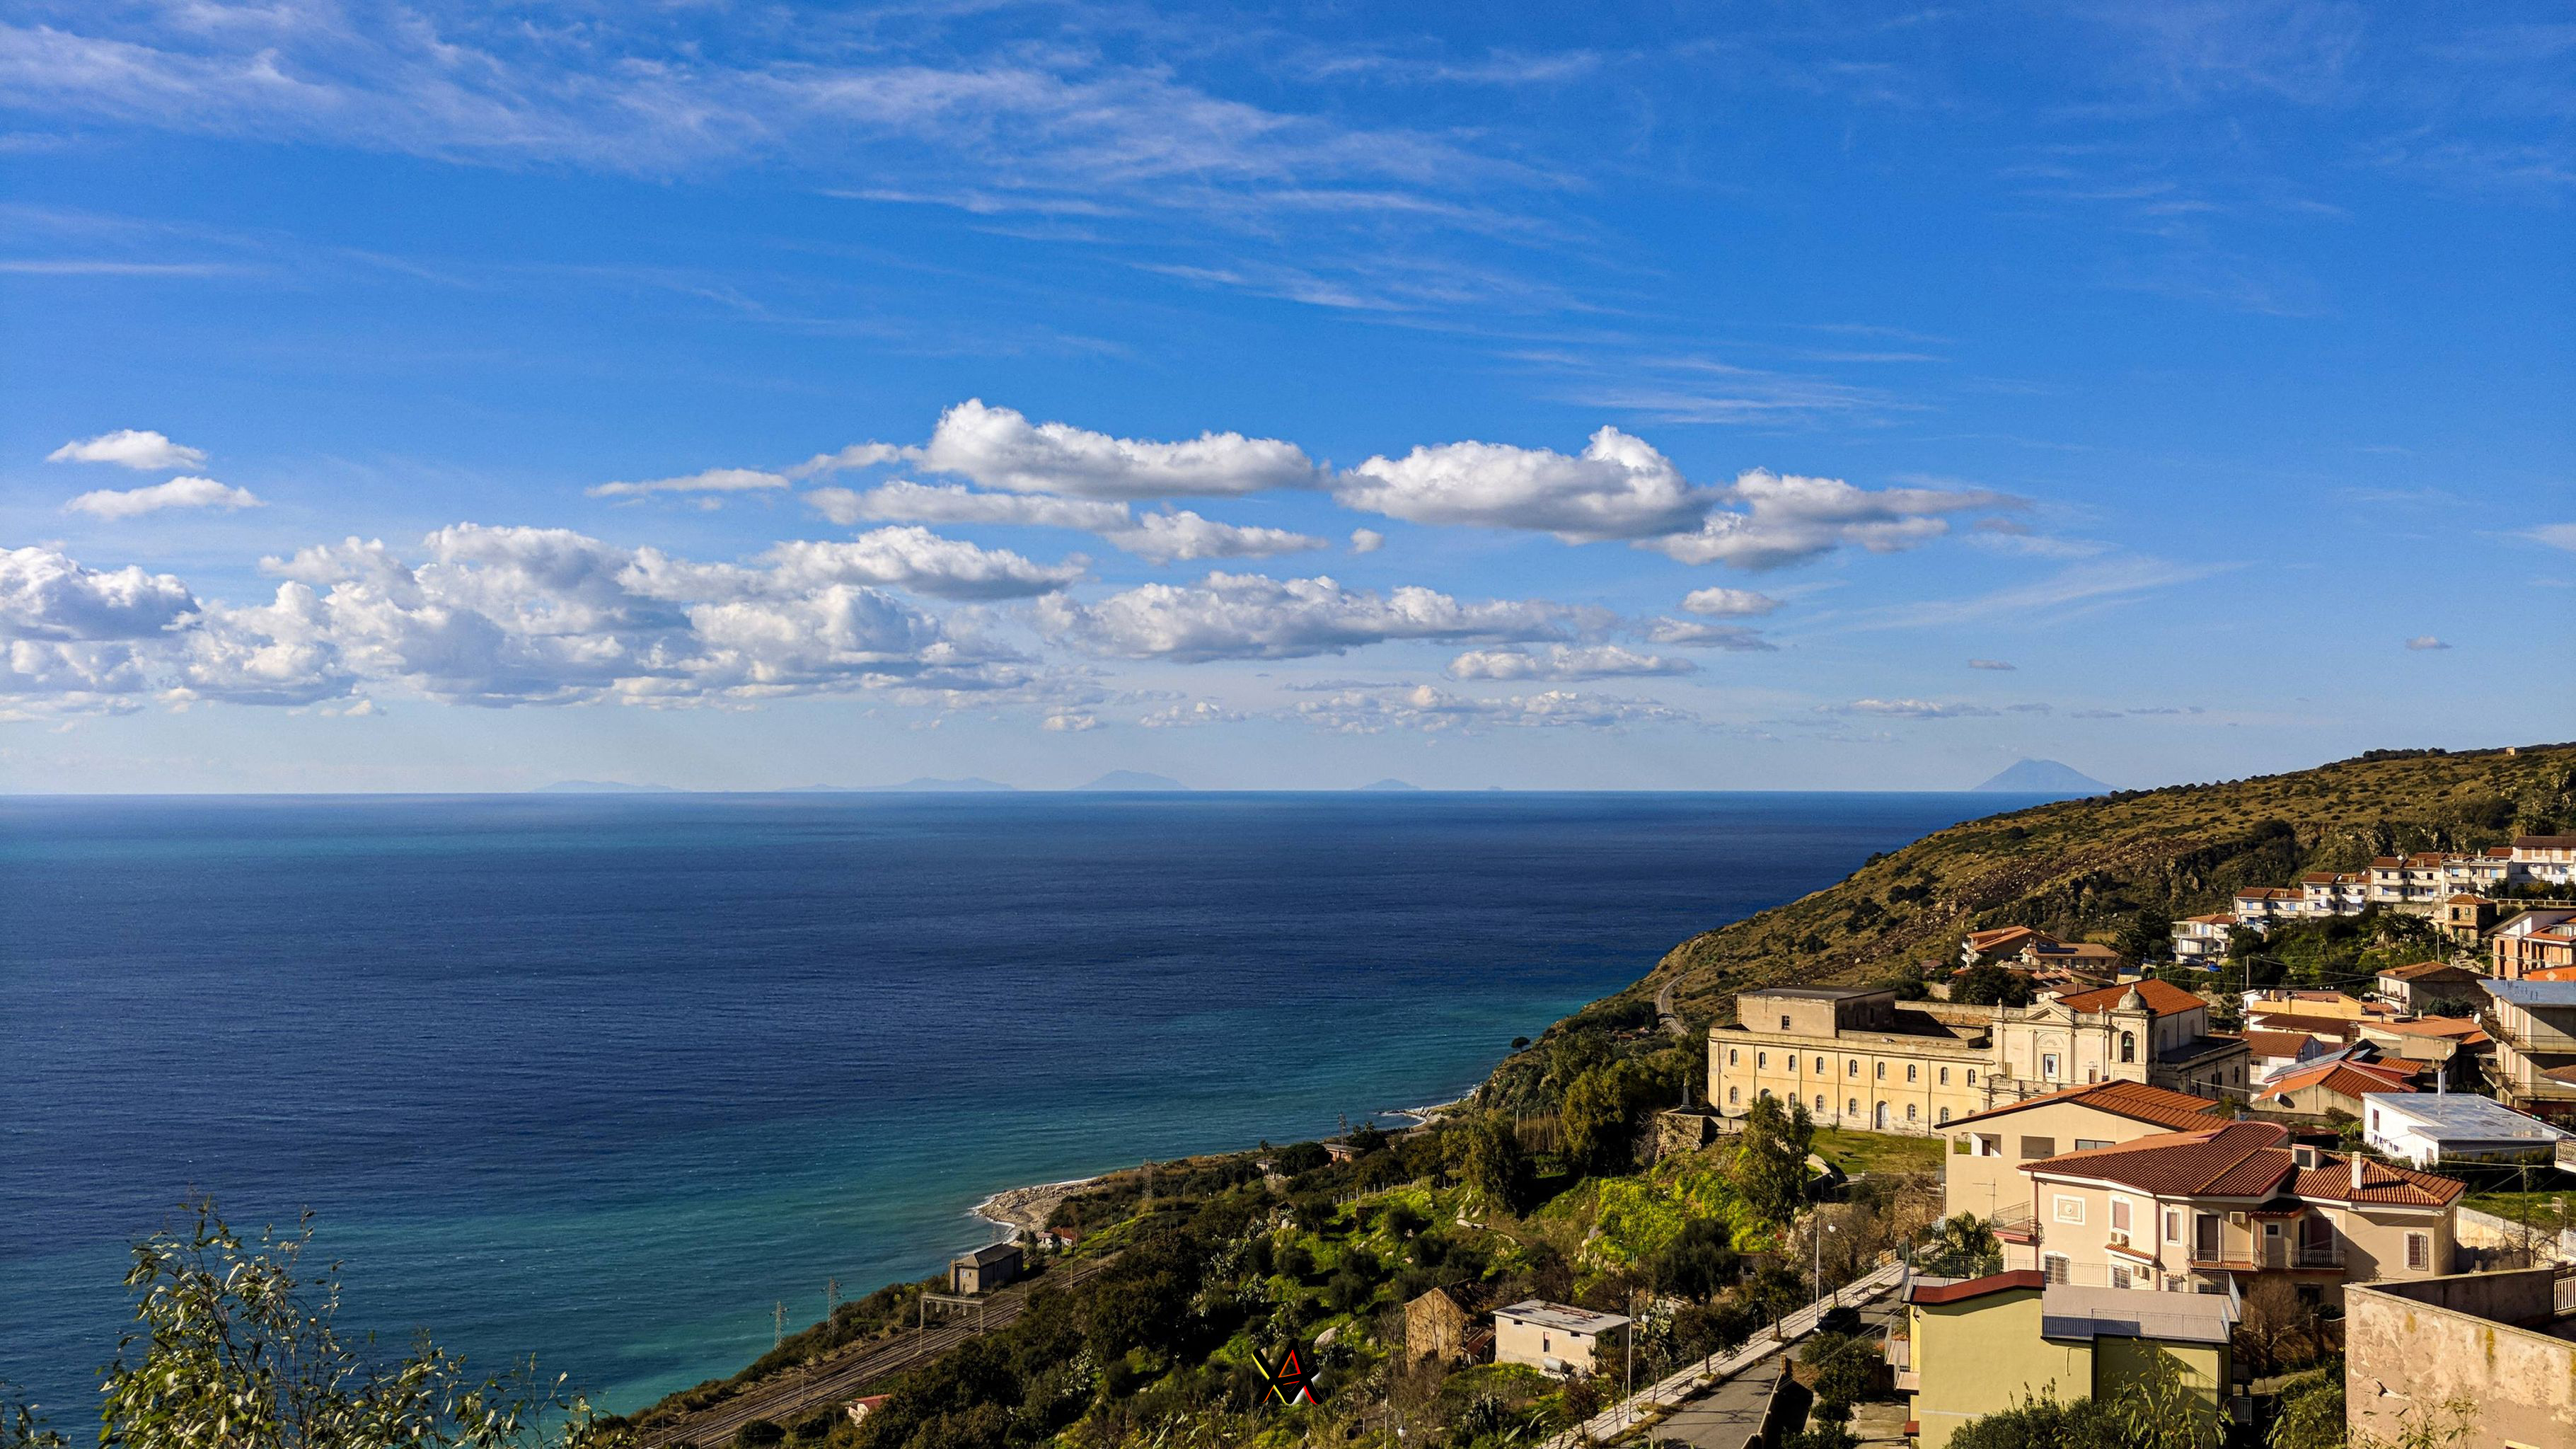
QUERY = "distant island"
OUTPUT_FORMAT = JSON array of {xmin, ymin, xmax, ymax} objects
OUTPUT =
[
  {"xmin": 1075, "ymin": 770, "xmax": 1188, "ymax": 791},
  {"xmin": 1972, "ymin": 758, "xmax": 2111, "ymax": 794},
  {"xmin": 782, "ymin": 778, "xmax": 1017, "ymax": 792},
  {"xmin": 1357, "ymin": 778, "xmax": 1422, "ymax": 791},
  {"xmin": 531, "ymin": 780, "xmax": 678, "ymax": 794}
]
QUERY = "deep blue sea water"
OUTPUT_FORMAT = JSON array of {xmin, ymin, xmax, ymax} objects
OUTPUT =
[{"xmin": 0, "ymin": 791, "xmax": 2021, "ymax": 1421}]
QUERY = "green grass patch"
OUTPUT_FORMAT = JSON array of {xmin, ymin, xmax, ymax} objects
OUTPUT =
[
  {"xmin": 1812, "ymin": 1127, "xmax": 1944, "ymax": 1177},
  {"xmin": 2462, "ymin": 1190, "xmax": 2571, "ymax": 1237}
]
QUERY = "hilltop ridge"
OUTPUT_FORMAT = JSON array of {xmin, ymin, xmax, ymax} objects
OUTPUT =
[{"xmin": 1623, "ymin": 743, "xmax": 2576, "ymax": 1026}]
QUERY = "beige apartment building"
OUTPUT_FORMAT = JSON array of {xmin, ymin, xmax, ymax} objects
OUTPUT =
[
  {"xmin": 1712, "ymin": 986, "xmax": 1996, "ymax": 1134},
  {"xmin": 2013, "ymin": 1120, "xmax": 2464, "ymax": 1304},
  {"xmin": 1941, "ymin": 1080, "xmax": 2229, "ymax": 1228},
  {"xmin": 2480, "ymin": 978, "xmax": 2576, "ymax": 1124},
  {"xmin": 1491, "ymin": 1300, "xmax": 1629, "ymax": 1377}
]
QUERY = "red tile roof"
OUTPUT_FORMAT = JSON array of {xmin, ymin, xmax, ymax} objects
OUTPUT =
[
  {"xmin": 2244, "ymin": 1010, "xmax": 2360, "ymax": 1039},
  {"xmin": 2052, "ymin": 978, "xmax": 2205, "ymax": 1016},
  {"xmin": 2241, "ymin": 1029, "xmax": 2315, "ymax": 1061},
  {"xmin": 1907, "ymin": 1269, "xmax": 2045, "ymax": 1305},
  {"xmin": 2258, "ymin": 1060, "xmax": 2419, "ymax": 1102},
  {"xmin": 2379, "ymin": 960, "xmax": 2482, "ymax": 982},
  {"xmin": 1946, "ymin": 1079, "xmax": 2229, "ymax": 1132},
  {"xmin": 2027, "ymin": 1120, "xmax": 2466, "ymax": 1208}
]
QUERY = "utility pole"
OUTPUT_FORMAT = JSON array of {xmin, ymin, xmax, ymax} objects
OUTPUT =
[
  {"xmin": 773, "ymin": 1300, "xmax": 787, "ymax": 1349},
  {"xmin": 826, "ymin": 1277, "xmax": 841, "ymax": 1318}
]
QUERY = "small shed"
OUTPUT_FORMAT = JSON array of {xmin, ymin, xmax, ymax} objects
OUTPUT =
[
  {"xmin": 1403, "ymin": 1282, "xmax": 1494, "ymax": 1365},
  {"xmin": 950, "ymin": 1241, "xmax": 1023, "ymax": 1295}
]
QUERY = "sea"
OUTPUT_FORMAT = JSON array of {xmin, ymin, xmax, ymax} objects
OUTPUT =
[{"xmin": 0, "ymin": 790, "xmax": 2026, "ymax": 1421}]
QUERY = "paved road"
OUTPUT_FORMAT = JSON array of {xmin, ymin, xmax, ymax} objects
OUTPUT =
[
  {"xmin": 1539, "ymin": 1261, "xmax": 1905, "ymax": 1448},
  {"xmin": 633, "ymin": 1257, "xmax": 1109, "ymax": 1448},
  {"xmin": 1656, "ymin": 978, "xmax": 1686, "ymax": 1038},
  {"xmin": 1647, "ymin": 1296, "xmax": 1903, "ymax": 1448}
]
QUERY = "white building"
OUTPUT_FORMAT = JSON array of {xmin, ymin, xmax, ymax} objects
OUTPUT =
[
  {"xmin": 2362, "ymin": 1092, "xmax": 2568, "ymax": 1169},
  {"xmin": 2512, "ymin": 835, "xmax": 2576, "ymax": 887},
  {"xmin": 2171, "ymin": 913, "xmax": 2235, "ymax": 966},
  {"xmin": 1492, "ymin": 1300, "xmax": 1631, "ymax": 1377}
]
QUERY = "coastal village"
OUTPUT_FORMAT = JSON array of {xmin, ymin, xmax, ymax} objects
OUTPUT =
[{"xmin": 603, "ymin": 780, "xmax": 2576, "ymax": 1449}]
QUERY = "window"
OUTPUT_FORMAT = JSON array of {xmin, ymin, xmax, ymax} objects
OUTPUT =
[
  {"xmin": 1939, "ymin": 1107, "xmax": 1951, "ymax": 1124},
  {"xmin": 2055, "ymin": 1195, "xmax": 2086, "ymax": 1225},
  {"xmin": 2110, "ymin": 1265, "xmax": 2132, "ymax": 1291},
  {"xmin": 2165, "ymin": 1209, "xmax": 2184, "ymax": 1242},
  {"xmin": 1847, "ymin": 1059, "xmax": 1859, "ymax": 1077},
  {"xmin": 2074, "ymin": 1138, "xmax": 2111, "ymax": 1151},
  {"xmin": 2369, "ymin": 1109, "xmax": 2381, "ymax": 1133},
  {"xmin": 1906, "ymin": 1063, "xmax": 1918, "ymax": 1083},
  {"xmin": 1779, "ymin": 1015, "xmax": 1791, "ymax": 1032},
  {"xmin": 2120, "ymin": 1031, "xmax": 2137, "ymax": 1064},
  {"xmin": 1814, "ymin": 1095, "xmax": 1825, "ymax": 1112},
  {"xmin": 1728, "ymin": 1087, "xmax": 1740, "ymax": 1105},
  {"xmin": 1757, "ymin": 1052, "xmax": 1767, "ymax": 1068},
  {"xmin": 1976, "ymin": 1133, "xmax": 2002, "ymax": 1157},
  {"xmin": 1849, "ymin": 1098, "xmax": 1859, "ymax": 1116},
  {"xmin": 1876, "ymin": 1062, "xmax": 1886, "ymax": 1079},
  {"xmin": 2407, "ymin": 1232, "xmax": 2431, "ymax": 1271},
  {"xmin": 2019, "ymin": 1136, "xmax": 2055, "ymax": 1159},
  {"xmin": 2110, "ymin": 1199, "xmax": 2130, "ymax": 1232},
  {"xmin": 1728, "ymin": 1049, "xmax": 1738, "ymax": 1066},
  {"xmin": 2042, "ymin": 1053, "xmax": 2060, "ymax": 1080},
  {"xmin": 1906, "ymin": 1103, "xmax": 1919, "ymax": 1123},
  {"xmin": 2043, "ymin": 1254, "xmax": 2071, "ymax": 1286},
  {"xmin": 1939, "ymin": 1066, "xmax": 1950, "ymax": 1085},
  {"xmin": 1967, "ymin": 1070, "xmax": 1977, "ymax": 1085}
]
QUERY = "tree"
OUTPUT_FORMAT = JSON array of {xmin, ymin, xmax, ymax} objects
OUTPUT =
[
  {"xmin": 2352, "ymin": 1396, "xmax": 2478, "ymax": 1449},
  {"xmin": 3, "ymin": 1389, "xmax": 65, "ymax": 1449},
  {"xmin": 2118, "ymin": 911, "xmax": 2175, "ymax": 964},
  {"xmin": 2267, "ymin": 1369, "xmax": 2343, "ymax": 1449},
  {"xmin": 1447, "ymin": 1112, "xmax": 1534, "ymax": 1216},
  {"xmin": 1946, "ymin": 1392, "xmax": 2124, "ymax": 1449},
  {"xmin": 1561, "ymin": 1062, "xmax": 1653, "ymax": 1175},
  {"xmin": 1648, "ymin": 1218, "xmax": 1740, "ymax": 1303},
  {"xmin": 1799, "ymin": 1332, "xmax": 1877, "ymax": 1416},
  {"xmin": 1919, "ymin": 1213, "xmax": 2002, "ymax": 1280},
  {"xmin": 2106, "ymin": 1347, "xmax": 2222, "ymax": 1449},
  {"xmin": 94, "ymin": 1198, "xmax": 624, "ymax": 1449},
  {"xmin": 1733, "ymin": 1094, "xmax": 1815, "ymax": 1225},
  {"xmin": 1953, "ymin": 964, "xmax": 2035, "ymax": 1008}
]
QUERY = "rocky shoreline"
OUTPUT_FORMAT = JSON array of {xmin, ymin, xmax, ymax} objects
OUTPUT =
[{"xmin": 971, "ymin": 1175, "xmax": 1102, "ymax": 1238}]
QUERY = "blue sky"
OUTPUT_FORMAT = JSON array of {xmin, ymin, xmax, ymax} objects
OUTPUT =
[{"xmin": 1, "ymin": 1, "xmax": 2569, "ymax": 791}]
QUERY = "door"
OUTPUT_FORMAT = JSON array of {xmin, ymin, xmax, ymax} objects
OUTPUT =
[
  {"xmin": 2195, "ymin": 1213, "xmax": 2220, "ymax": 1263},
  {"xmin": 1874, "ymin": 1101, "xmax": 1888, "ymax": 1129},
  {"xmin": 2262, "ymin": 1222, "xmax": 2283, "ymax": 1269}
]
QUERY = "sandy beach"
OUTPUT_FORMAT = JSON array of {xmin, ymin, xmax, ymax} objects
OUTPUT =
[{"xmin": 971, "ymin": 1175, "xmax": 1103, "ymax": 1238}]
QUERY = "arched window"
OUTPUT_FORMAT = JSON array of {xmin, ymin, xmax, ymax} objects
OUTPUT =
[
  {"xmin": 1907, "ymin": 1104, "xmax": 1919, "ymax": 1124},
  {"xmin": 2120, "ymin": 1032, "xmax": 2137, "ymax": 1064},
  {"xmin": 1814, "ymin": 1056, "xmax": 1825, "ymax": 1073},
  {"xmin": 1906, "ymin": 1063, "xmax": 1918, "ymax": 1083},
  {"xmin": 1757, "ymin": 1052, "xmax": 1767, "ymax": 1069},
  {"xmin": 1939, "ymin": 1066, "xmax": 1950, "ymax": 1085},
  {"xmin": 1847, "ymin": 1059, "xmax": 1859, "ymax": 1077},
  {"xmin": 1760, "ymin": 1087, "xmax": 1772, "ymax": 1100},
  {"xmin": 1938, "ymin": 1107, "xmax": 1951, "ymax": 1124},
  {"xmin": 1813, "ymin": 1095, "xmax": 1825, "ymax": 1112},
  {"xmin": 1968, "ymin": 1070, "xmax": 1977, "ymax": 1085},
  {"xmin": 1729, "ymin": 1087, "xmax": 1740, "ymax": 1105},
  {"xmin": 1728, "ymin": 1049, "xmax": 1739, "ymax": 1066}
]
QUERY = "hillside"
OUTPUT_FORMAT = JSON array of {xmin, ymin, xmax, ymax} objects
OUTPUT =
[{"xmin": 1630, "ymin": 743, "xmax": 2576, "ymax": 1025}]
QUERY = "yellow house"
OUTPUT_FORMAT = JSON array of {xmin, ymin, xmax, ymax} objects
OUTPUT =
[
  {"xmin": 1898, "ymin": 1270, "xmax": 2234, "ymax": 1449},
  {"xmin": 1940, "ymin": 1079, "xmax": 2229, "ymax": 1230},
  {"xmin": 1491, "ymin": 1300, "xmax": 1630, "ymax": 1377}
]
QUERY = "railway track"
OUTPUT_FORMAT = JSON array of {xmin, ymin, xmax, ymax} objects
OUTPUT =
[{"xmin": 634, "ymin": 1257, "xmax": 1111, "ymax": 1448}]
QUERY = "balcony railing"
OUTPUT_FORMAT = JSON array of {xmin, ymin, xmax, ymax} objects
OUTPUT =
[{"xmin": 2292, "ymin": 1246, "xmax": 2345, "ymax": 1269}]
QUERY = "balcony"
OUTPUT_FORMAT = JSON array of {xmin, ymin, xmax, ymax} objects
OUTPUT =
[{"xmin": 2292, "ymin": 1246, "xmax": 2345, "ymax": 1270}]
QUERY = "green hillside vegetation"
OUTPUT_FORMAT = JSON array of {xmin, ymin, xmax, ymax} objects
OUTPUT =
[{"xmin": 1627, "ymin": 743, "xmax": 2576, "ymax": 1025}]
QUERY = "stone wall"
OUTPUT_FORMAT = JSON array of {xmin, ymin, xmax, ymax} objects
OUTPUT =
[{"xmin": 2345, "ymin": 1270, "xmax": 2576, "ymax": 1449}]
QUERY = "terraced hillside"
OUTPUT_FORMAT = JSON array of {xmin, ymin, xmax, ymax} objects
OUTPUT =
[{"xmin": 1632, "ymin": 743, "xmax": 2576, "ymax": 1026}]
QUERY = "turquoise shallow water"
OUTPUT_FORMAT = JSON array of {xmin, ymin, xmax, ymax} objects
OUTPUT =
[{"xmin": 0, "ymin": 790, "xmax": 2018, "ymax": 1419}]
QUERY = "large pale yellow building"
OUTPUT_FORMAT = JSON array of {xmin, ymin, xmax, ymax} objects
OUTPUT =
[
  {"xmin": 1711, "ymin": 986, "xmax": 1995, "ymax": 1135},
  {"xmin": 1939, "ymin": 1080, "xmax": 2230, "ymax": 1227}
]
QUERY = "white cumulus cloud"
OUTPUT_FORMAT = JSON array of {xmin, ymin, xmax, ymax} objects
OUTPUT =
[
  {"xmin": 1103, "ymin": 511, "xmax": 1327, "ymax": 565},
  {"xmin": 785, "ymin": 443, "xmax": 907, "ymax": 480},
  {"xmin": 0, "ymin": 546, "xmax": 198, "ymax": 641},
  {"xmin": 756, "ymin": 529, "xmax": 1086, "ymax": 599},
  {"xmin": 1646, "ymin": 470, "xmax": 2014, "ymax": 570},
  {"xmin": 810, "ymin": 480, "xmax": 1132, "ymax": 532},
  {"xmin": 1681, "ymin": 586, "xmax": 1780, "ymax": 617},
  {"xmin": 1336, "ymin": 425, "xmax": 1701, "ymax": 541},
  {"xmin": 1447, "ymin": 645, "xmax": 1692, "ymax": 681},
  {"xmin": 1290, "ymin": 683, "xmax": 1694, "ymax": 734},
  {"xmin": 1349, "ymin": 528, "xmax": 1385, "ymax": 554},
  {"xmin": 47, "ymin": 429, "xmax": 206, "ymax": 471},
  {"xmin": 1035, "ymin": 572, "xmax": 1575, "ymax": 662},
  {"xmin": 920, "ymin": 399, "xmax": 1322, "ymax": 499},
  {"xmin": 64, "ymin": 475, "xmax": 263, "ymax": 520},
  {"xmin": 1639, "ymin": 619, "xmax": 1777, "ymax": 651}
]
